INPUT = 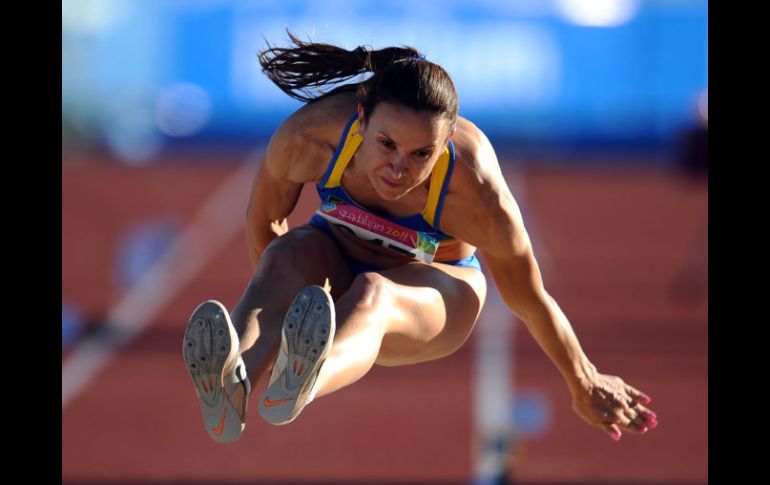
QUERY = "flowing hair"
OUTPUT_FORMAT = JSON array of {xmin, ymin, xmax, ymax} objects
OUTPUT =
[{"xmin": 258, "ymin": 30, "xmax": 458, "ymax": 127}]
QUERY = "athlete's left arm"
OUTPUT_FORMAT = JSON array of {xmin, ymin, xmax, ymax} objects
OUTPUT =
[{"xmin": 444, "ymin": 126, "xmax": 658, "ymax": 441}]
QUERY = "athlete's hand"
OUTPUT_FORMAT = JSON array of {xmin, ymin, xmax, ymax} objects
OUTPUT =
[{"xmin": 569, "ymin": 372, "xmax": 658, "ymax": 442}]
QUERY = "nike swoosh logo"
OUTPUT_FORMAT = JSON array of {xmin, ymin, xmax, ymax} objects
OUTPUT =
[
  {"xmin": 211, "ymin": 407, "xmax": 227, "ymax": 436},
  {"xmin": 263, "ymin": 396, "xmax": 293, "ymax": 407}
]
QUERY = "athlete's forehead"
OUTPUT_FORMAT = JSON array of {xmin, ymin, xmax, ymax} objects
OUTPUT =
[{"xmin": 364, "ymin": 102, "xmax": 452, "ymax": 148}]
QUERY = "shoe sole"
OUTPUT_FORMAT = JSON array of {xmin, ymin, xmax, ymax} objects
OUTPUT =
[
  {"xmin": 258, "ymin": 285, "xmax": 335, "ymax": 425},
  {"xmin": 183, "ymin": 300, "xmax": 247, "ymax": 443}
]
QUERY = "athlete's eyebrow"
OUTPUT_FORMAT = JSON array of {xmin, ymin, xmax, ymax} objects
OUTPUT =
[{"xmin": 377, "ymin": 131, "xmax": 436, "ymax": 151}]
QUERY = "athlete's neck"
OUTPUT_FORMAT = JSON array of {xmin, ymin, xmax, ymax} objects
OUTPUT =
[{"xmin": 342, "ymin": 154, "xmax": 430, "ymax": 218}]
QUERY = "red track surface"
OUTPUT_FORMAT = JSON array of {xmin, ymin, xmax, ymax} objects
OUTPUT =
[{"xmin": 62, "ymin": 157, "xmax": 707, "ymax": 484}]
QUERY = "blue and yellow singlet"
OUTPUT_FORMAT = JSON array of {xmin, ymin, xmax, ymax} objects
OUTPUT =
[{"xmin": 309, "ymin": 113, "xmax": 481, "ymax": 273}]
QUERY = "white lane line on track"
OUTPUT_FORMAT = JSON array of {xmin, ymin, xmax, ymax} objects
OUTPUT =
[
  {"xmin": 472, "ymin": 280, "xmax": 515, "ymax": 484},
  {"xmin": 472, "ymin": 165, "xmax": 529, "ymax": 484},
  {"xmin": 62, "ymin": 152, "xmax": 261, "ymax": 409}
]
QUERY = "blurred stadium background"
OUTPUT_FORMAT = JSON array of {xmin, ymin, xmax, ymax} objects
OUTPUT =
[{"xmin": 62, "ymin": 1, "xmax": 708, "ymax": 484}]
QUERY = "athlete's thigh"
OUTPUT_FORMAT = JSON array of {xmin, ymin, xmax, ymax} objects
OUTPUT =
[
  {"xmin": 252, "ymin": 224, "xmax": 354, "ymax": 300},
  {"xmin": 373, "ymin": 261, "xmax": 487, "ymax": 364}
]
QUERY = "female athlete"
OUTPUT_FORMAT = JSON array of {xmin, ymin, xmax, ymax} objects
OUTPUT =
[{"xmin": 182, "ymin": 33, "xmax": 659, "ymax": 444}]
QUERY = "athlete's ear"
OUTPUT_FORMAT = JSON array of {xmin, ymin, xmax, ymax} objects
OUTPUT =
[
  {"xmin": 356, "ymin": 103, "xmax": 366, "ymax": 129},
  {"xmin": 449, "ymin": 128, "xmax": 456, "ymax": 139}
]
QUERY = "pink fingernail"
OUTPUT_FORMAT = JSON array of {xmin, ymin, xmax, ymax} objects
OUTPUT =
[
  {"xmin": 611, "ymin": 430, "xmax": 621, "ymax": 441},
  {"xmin": 641, "ymin": 396, "xmax": 652, "ymax": 404},
  {"xmin": 649, "ymin": 420, "xmax": 658, "ymax": 429},
  {"xmin": 641, "ymin": 426, "xmax": 648, "ymax": 433}
]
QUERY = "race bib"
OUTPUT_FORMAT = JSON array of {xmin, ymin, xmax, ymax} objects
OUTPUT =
[{"xmin": 316, "ymin": 198, "xmax": 439, "ymax": 263}]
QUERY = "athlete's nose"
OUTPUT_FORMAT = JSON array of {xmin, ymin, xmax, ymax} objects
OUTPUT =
[{"xmin": 388, "ymin": 157, "xmax": 407, "ymax": 179}]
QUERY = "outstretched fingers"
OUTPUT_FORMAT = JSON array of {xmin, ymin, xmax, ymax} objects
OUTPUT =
[
  {"xmin": 596, "ymin": 395, "xmax": 656, "ymax": 441},
  {"xmin": 622, "ymin": 408, "xmax": 651, "ymax": 434},
  {"xmin": 573, "ymin": 374, "xmax": 659, "ymax": 442},
  {"xmin": 597, "ymin": 407, "xmax": 636, "ymax": 441},
  {"xmin": 625, "ymin": 384, "xmax": 653, "ymax": 406},
  {"xmin": 624, "ymin": 384, "xmax": 658, "ymax": 431},
  {"xmin": 632, "ymin": 402, "xmax": 659, "ymax": 430},
  {"xmin": 602, "ymin": 422, "xmax": 623, "ymax": 442}
]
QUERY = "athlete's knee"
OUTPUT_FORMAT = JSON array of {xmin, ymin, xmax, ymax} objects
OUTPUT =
[
  {"xmin": 258, "ymin": 227, "xmax": 339, "ymax": 275},
  {"xmin": 258, "ymin": 240, "xmax": 300, "ymax": 274},
  {"xmin": 421, "ymin": 280, "xmax": 485, "ymax": 358},
  {"xmin": 252, "ymin": 232, "xmax": 316, "ymax": 282},
  {"xmin": 347, "ymin": 271, "xmax": 393, "ymax": 310}
]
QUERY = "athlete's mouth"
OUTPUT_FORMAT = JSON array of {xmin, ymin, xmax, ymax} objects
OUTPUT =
[{"xmin": 380, "ymin": 176, "xmax": 402, "ymax": 189}]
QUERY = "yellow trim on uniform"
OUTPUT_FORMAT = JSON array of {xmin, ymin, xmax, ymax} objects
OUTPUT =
[
  {"xmin": 325, "ymin": 119, "xmax": 363, "ymax": 188},
  {"xmin": 421, "ymin": 146, "xmax": 450, "ymax": 226},
  {"xmin": 325, "ymin": 116, "xmax": 452, "ymax": 227}
]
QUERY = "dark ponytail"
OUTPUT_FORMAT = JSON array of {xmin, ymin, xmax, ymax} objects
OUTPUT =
[
  {"xmin": 259, "ymin": 31, "xmax": 458, "ymax": 128},
  {"xmin": 259, "ymin": 30, "xmax": 420, "ymax": 102}
]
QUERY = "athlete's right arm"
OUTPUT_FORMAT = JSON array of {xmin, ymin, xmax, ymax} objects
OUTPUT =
[{"xmin": 245, "ymin": 113, "xmax": 330, "ymax": 270}]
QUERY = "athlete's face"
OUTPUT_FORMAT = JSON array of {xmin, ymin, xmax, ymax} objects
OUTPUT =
[{"xmin": 356, "ymin": 102, "xmax": 455, "ymax": 201}]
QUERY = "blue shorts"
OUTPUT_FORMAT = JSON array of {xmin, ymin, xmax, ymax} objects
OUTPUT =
[{"xmin": 309, "ymin": 215, "xmax": 482, "ymax": 275}]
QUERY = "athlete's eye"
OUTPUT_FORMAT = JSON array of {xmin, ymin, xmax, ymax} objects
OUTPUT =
[
  {"xmin": 414, "ymin": 150, "xmax": 432, "ymax": 159},
  {"xmin": 379, "ymin": 139, "xmax": 395, "ymax": 149}
]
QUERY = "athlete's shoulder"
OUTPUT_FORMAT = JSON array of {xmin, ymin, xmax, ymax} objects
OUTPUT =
[
  {"xmin": 449, "ymin": 116, "xmax": 505, "ymax": 196},
  {"xmin": 439, "ymin": 116, "xmax": 517, "ymax": 246},
  {"xmin": 288, "ymin": 91, "xmax": 358, "ymax": 147},
  {"xmin": 270, "ymin": 91, "xmax": 358, "ymax": 183}
]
